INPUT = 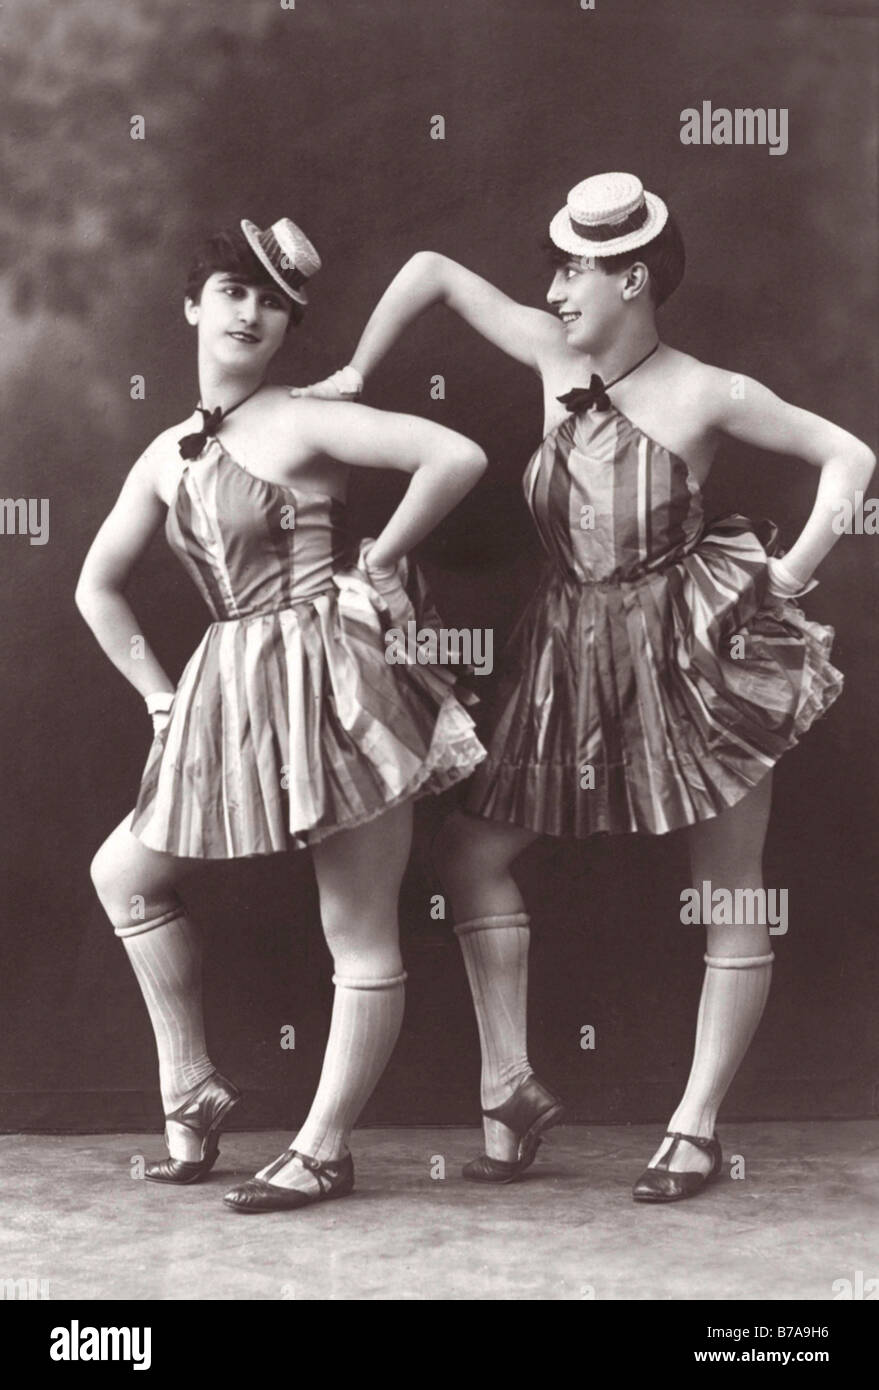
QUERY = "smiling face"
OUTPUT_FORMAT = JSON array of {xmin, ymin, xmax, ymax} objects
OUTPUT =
[
  {"xmin": 184, "ymin": 272, "xmax": 293, "ymax": 374},
  {"xmin": 546, "ymin": 254, "xmax": 648, "ymax": 355}
]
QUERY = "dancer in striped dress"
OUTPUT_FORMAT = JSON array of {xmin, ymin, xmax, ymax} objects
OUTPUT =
[
  {"xmin": 76, "ymin": 217, "xmax": 487, "ymax": 1213},
  {"xmin": 292, "ymin": 173, "xmax": 874, "ymax": 1200},
  {"xmin": 473, "ymin": 406, "xmax": 838, "ymax": 837}
]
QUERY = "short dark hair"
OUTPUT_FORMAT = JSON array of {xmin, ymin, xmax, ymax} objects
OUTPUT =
[
  {"xmin": 184, "ymin": 227, "xmax": 303, "ymax": 330},
  {"xmin": 543, "ymin": 211, "xmax": 685, "ymax": 308}
]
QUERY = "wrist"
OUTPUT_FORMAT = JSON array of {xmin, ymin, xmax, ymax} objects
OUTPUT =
[
  {"xmin": 358, "ymin": 540, "xmax": 397, "ymax": 578},
  {"xmin": 365, "ymin": 556, "xmax": 398, "ymax": 578},
  {"xmin": 766, "ymin": 556, "xmax": 817, "ymax": 599},
  {"xmin": 772, "ymin": 555, "xmax": 811, "ymax": 587}
]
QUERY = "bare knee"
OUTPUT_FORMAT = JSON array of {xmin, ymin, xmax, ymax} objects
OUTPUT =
[
  {"xmin": 705, "ymin": 921, "xmax": 772, "ymax": 959},
  {"xmin": 433, "ymin": 813, "xmax": 516, "ymax": 896},
  {"xmin": 89, "ymin": 830, "xmax": 181, "ymax": 934},
  {"xmin": 320, "ymin": 909, "xmax": 402, "ymax": 979},
  {"xmin": 89, "ymin": 836, "xmax": 126, "ymax": 918},
  {"xmin": 319, "ymin": 887, "xmax": 395, "ymax": 940}
]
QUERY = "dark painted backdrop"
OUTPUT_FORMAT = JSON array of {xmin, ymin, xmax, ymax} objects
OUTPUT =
[{"xmin": 1, "ymin": 0, "xmax": 876, "ymax": 1132}]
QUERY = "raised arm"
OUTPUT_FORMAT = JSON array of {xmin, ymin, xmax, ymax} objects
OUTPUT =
[
  {"xmin": 291, "ymin": 251, "xmax": 566, "ymax": 399},
  {"xmin": 709, "ymin": 371, "xmax": 876, "ymax": 582},
  {"xmin": 292, "ymin": 397, "xmax": 487, "ymax": 568},
  {"xmin": 75, "ymin": 445, "xmax": 175, "ymax": 699}
]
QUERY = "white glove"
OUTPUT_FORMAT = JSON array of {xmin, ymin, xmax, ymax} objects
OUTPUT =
[
  {"xmin": 358, "ymin": 538, "xmax": 407, "ymax": 585},
  {"xmin": 357, "ymin": 540, "xmax": 412, "ymax": 628},
  {"xmin": 766, "ymin": 556, "xmax": 817, "ymax": 600},
  {"xmin": 145, "ymin": 690, "xmax": 175, "ymax": 739},
  {"xmin": 289, "ymin": 366, "xmax": 363, "ymax": 401}
]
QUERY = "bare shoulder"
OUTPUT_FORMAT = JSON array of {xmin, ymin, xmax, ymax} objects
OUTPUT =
[
  {"xmin": 130, "ymin": 416, "xmax": 198, "ymax": 503},
  {"xmin": 256, "ymin": 387, "xmax": 360, "ymax": 426},
  {"xmin": 675, "ymin": 353, "xmax": 776, "ymax": 419},
  {"xmin": 261, "ymin": 386, "xmax": 376, "ymax": 414},
  {"xmin": 128, "ymin": 424, "xmax": 178, "ymax": 476},
  {"xmin": 255, "ymin": 385, "xmax": 306, "ymax": 412},
  {"xmin": 661, "ymin": 348, "xmax": 719, "ymax": 396},
  {"xmin": 258, "ymin": 388, "xmax": 385, "ymax": 437},
  {"xmin": 659, "ymin": 351, "xmax": 748, "ymax": 432},
  {"xmin": 146, "ymin": 416, "xmax": 198, "ymax": 455}
]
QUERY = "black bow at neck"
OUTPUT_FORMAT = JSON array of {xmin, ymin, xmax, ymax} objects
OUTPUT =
[
  {"xmin": 177, "ymin": 406, "xmax": 225, "ymax": 460},
  {"xmin": 557, "ymin": 341, "xmax": 660, "ymax": 416},
  {"xmin": 557, "ymin": 374, "xmax": 610, "ymax": 414},
  {"xmin": 177, "ymin": 384, "xmax": 263, "ymax": 460}
]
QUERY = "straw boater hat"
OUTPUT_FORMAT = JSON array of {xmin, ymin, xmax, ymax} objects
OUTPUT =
[
  {"xmin": 549, "ymin": 172, "xmax": 668, "ymax": 258},
  {"xmin": 240, "ymin": 218, "xmax": 322, "ymax": 305}
]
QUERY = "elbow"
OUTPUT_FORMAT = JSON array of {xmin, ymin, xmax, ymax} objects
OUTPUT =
[
  {"xmin": 471, "ymin": 445, "xmax": 489, "ymax": 477},
  {"xmin": 407, "ymin": 250, "xmax": 442, "ymax": 274},
  {"xmin": 74, "ymin": 568, "xmax": 89, "ymax": 613},
  {"xmin": 75, "ymin": 576, "xmax": 112, "ymax": 623},
  {"xmin": 451, "ymin": 443, "xmax": 488, "ymax": 481},
  {"xmin": 74, "ymin": 581, "xmax": 95, "ymax": 621},
  {"xmin": 858, "ymin": 445, "xmax": 876, "ymax": 487},
  {"xmin": 842, "ymin": 444, "xmax": 877, "ymax": 492}
]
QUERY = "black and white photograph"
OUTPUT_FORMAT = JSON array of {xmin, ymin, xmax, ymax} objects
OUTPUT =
[{"xmin": 1, "ymin": 0, "xmax": 877, "ymax": 1336}]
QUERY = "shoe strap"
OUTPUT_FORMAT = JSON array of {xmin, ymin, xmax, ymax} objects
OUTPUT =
[
  {"xmin": 259, "ymin": 1149, "xmax": 303, "ymax": 1185},
  {"xmin": 665, "ymin": 1130, "xmax": 717, "ymax": 1152},
  {"xmin": 652, "ymin": 1130, "xmax": 717, "ymax": 1170},
  {"xmin": 287, "ymin": 1149, "xmax": 348, "ymax": 1195}
]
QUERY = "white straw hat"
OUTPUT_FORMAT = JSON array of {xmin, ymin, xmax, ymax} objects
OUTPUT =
[
  {"xmin": 549, "ymin": 173, "xmax": 668, "ymax": 258},
  {"xmin": 240, "ymin": 218, "xmax": 322, "ymax": 305}
]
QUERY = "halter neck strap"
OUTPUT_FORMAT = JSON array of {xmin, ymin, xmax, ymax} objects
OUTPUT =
[{"xmin": 603, "ymin": 340, "xmax": 661, "ymax": 391}]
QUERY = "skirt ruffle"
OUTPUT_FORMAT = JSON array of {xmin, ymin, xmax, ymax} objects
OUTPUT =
[
  {"xmin": 130, "ymin": 564, "xmax": 486, "ymax": 858},
  {"xmin": 464, "ymin": 515, "xmax": 843, "ymax": 837}
]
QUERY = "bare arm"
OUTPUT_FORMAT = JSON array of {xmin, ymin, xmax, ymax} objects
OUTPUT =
[
  {"xmin": 74, "ymin": 447, "xmax": 175, "ymax": 698},
  {"xmin": 291, "ymin": 251, "xmax": 566, "ymax": 399},
  {"xmin": 292, "ymin": 398, "xmax": 487, "ymax": 569},
  {"xmin": 710, "ymin": 373, "xmax": 876, "ymax": 581}
]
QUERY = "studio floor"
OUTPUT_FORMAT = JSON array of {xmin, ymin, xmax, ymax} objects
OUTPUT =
[{"xmin": 2, "ymin": 1121, "xmax": 877, "ymax": 1301}]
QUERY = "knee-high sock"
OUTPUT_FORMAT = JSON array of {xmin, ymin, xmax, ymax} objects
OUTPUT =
[
  {"xmin": 669, "ymin": 952, "xmax": 774, "ymax": 1137},
  {"xmin": 116, "ymin": 907, "xmax": 214, "ymax": 1114},
  {"xmin": 454, "ymin": 913, "xmax": 532, "ymax": 1111},
  {"xmin": 288, "ymin": 972, "xmax": 407, "ymax": 1165}
]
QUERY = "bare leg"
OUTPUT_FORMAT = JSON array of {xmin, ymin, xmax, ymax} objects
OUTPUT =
[
  {"xmin": 646, "ymin": 772, "xmax": 775, "ymax": 1176},
  {"xmin": 255, "ymin": 802, "xmax": 413, "ymax": 1193},
  {"xmin": 434, "ymin": 811, "xmax": 541, "ymax": 1162},
  {"xmin": 90, "ymin": 812, "xmax": 214, "ymax": 1162}
]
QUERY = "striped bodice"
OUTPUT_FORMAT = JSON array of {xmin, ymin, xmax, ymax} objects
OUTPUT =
[
  {"xmin": 166, "ymin": 437, "xmax": 350, "ymax": 620},
  {"xmin": 524, "ymin": 406, "xmax": 704, "ymax": 583}
]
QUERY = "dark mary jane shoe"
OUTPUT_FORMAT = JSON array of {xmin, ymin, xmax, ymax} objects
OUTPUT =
[
  {"xmin": 144, "ymin": 1072, "xmax": 242, "ymax": 1186},
  {"xmin": 463, "ymin": 1074, "xmax": 566, "ymax": 1184},
  {"xmin": 223, "ymin": 1149, "xmax": 355, "ymax": 1213},
  {"xmin": 632, "ymin": 1130, "xmax": 722, "ymax": 1203}
]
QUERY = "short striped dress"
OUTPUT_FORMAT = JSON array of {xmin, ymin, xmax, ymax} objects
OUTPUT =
[
  {"xmin": 464, "ymin": 403, "xmax": 843, "ymax": 837},
  {"xmin": 129, "ymin": 436, "xmax": 486, "ymax": 858}
]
